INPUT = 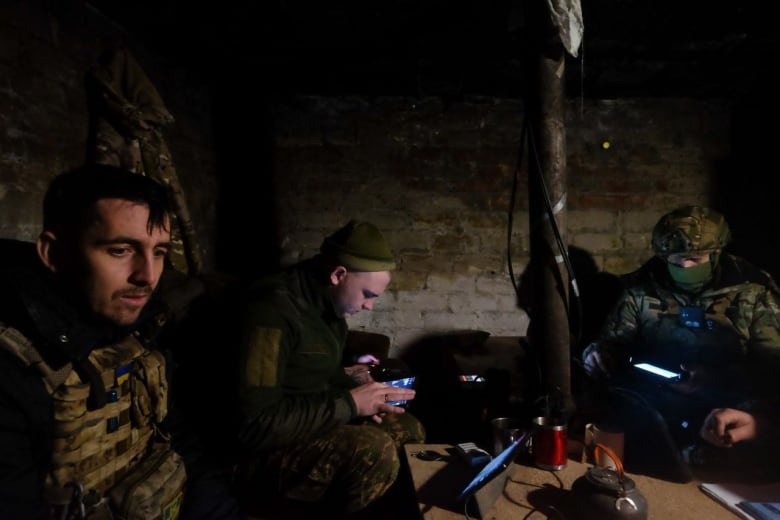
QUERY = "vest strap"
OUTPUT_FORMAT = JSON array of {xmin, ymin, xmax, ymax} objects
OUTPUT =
[{"xmin": 0, "ymin": 325, "xmax": 73, "ymax": 393}]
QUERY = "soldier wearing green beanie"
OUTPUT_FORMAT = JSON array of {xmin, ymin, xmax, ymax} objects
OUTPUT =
[
  {"xmin": 581, "ymin": 205, "xmax": 780, "ymax": 481},
  {"xmin": 227, "ymin": 220, "xmax": 425, "ymax": 517},
  {"xmin": 320, "ymin": 220, "xmax": 397, "ymax": 272}
]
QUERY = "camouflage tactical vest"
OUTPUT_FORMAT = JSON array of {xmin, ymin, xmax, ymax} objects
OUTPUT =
[
  {"xmin": 0, "ymin": 325, "xmax": 186, "ymax": 520},
  {"xmin": 631, "ymin": 284, "xmax": 747, "ymax": 368}
]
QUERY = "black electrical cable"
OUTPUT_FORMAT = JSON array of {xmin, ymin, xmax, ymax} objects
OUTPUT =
[
  {"xmin": 506, "ymin": 118, "xmax": 528, "ymax": 298},
  {"xmin": 506, "ymin": 109, "xmax": 585, "ymax": 348},
  {"xmin": 525, "ymin": 118, "xmax": 585, "ymax": 350}
]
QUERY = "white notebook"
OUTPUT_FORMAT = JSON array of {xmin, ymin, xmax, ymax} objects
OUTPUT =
[{"xmin": 700, "ymin": 482, "xmax": 780, "ymax": 520}]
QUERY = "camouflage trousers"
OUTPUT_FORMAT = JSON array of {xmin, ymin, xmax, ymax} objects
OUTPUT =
[{"xmin": 254, "ymin": 412, "xmax": 425, "ymax": 513}]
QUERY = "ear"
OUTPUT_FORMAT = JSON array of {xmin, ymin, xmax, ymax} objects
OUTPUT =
[
  {"xmin": 329, "ymin": 265, "xmax": 348, "ymax": 286},
  {"xmin": 36, "ymin": 231, "xmax": 59, "ymax": 273}
]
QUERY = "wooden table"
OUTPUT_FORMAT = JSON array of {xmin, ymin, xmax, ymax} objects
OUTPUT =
[{"xmin": 403, "ymin": 443, "xmax": 737, "ymax": 519}]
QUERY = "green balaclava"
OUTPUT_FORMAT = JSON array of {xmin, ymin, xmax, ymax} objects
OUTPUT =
[
  {"xmin": 651, "ymin": 205, "xmax": 731, "ymax": 292},
  {"xmin": 666, "ymin": 261, "xmax": 713, "ymax": 291},
  {"xmin": 320, "ymin": 220, "xmax": 396, "ymax": 272}
]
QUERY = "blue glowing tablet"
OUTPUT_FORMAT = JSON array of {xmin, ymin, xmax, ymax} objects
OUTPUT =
[{"xmin": 457, "ymin": 432, "xmax": 528, "ymax": 502}]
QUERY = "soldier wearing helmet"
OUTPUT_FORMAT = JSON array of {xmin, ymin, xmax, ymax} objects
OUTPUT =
[
  {"xmin": 651, "ymin": 206, "xmax": 731, "ymax": 292},
  {"xmin": 581, "ymin": 205, "xmax": 780, "ymax": 479}
]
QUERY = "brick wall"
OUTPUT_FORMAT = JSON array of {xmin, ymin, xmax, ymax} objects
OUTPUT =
[
  {"xmin": 268, "ymin": 96, "xmax": 732, "ymax": 354},
  {"xmin": 0, "ymin": 2, "xmax": 218, "ymax": 267},
  {"xmin": 4, "ymin": 3, "xmax": 756, "ymax": 358}
]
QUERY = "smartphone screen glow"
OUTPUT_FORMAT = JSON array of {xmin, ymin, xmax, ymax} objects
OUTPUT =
[
  {"xmin": 384, "ymin": 376, "xmax": 415, "ymax": 406},
  {"xmin": 633, "ymin": 362, "xmax": 679, "ymax": 379}
]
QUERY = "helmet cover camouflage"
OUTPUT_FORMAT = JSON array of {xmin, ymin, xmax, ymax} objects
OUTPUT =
[{"xmin": 652, "ymin": 205, "xmax": 731, "ymax": 257}]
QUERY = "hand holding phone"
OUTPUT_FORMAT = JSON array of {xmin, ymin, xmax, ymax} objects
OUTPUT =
[
  {"xmin": 383, "ymin": 376, "xmax": 416, "ymax": 407},
  {"xmin": 350, "ymin": 380, "xmax": 416, "ymax": 418},
  {"xmin": 666, "ymin": 363, "xmax": 711, "ymax": 395}
]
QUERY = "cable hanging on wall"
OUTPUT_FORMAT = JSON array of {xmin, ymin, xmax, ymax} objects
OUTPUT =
[{"xmin": 506, "ymin": 111, "xmax": 585, "ymax": 349}]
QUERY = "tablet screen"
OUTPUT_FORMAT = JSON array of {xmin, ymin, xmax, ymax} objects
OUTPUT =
[{"xmin": 456, "ymin": 432, "xmax": 528, "ymax": 502}]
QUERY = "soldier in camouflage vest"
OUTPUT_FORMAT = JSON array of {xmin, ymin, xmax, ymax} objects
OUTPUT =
[
  {"xmin": 581, "ymin": 205, "xmax": 780, "ymax": 479},
  {"xmin": 0, "ymin": 165, "xmax": 242, "ymax": 519}
]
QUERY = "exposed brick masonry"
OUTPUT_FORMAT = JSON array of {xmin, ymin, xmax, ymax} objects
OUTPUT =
[{"xmin": 1, "ymin": 3, "xmax": 737, "ymax": 356}]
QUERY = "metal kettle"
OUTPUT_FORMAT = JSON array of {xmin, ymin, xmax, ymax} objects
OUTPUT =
[{"xmin": 571, "ymin": 444, "xmax": 648, "ymax": 520}]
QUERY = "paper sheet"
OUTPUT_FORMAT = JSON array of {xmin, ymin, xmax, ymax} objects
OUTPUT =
[{"xmin": 700, "ymin": 482, "xmax": 780, "ymax": 520}]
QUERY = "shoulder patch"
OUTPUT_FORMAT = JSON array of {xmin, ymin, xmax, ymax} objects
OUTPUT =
[{"xmin": 245, "ymin": 327, "xmax": 282, "ymax": 387}]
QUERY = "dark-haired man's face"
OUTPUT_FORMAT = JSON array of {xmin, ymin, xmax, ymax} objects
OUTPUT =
[{"xmin": 77, "ymin": 199, "xmax": 171, "ymax": 326}]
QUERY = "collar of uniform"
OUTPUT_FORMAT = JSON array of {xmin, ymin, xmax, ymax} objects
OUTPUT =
[
  {"xmin": 641, "ymin": 253, "xmax": 777, "ymax": 298},
  {"xmin": 296, "ymin": 259, "xmax": 341, "ymax": 322},
  {"xmin": 1, "ymin": 246, "xmax": 162, "ymax": 368},
  {"xmin": 717, "ymin": 254, "xmax": 778, "ymax": 290}
]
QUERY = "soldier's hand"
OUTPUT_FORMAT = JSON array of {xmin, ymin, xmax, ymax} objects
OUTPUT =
[
  {"xmin": 350, "ymin": 382, "xmax": 415, "ymax": 418},
  {"xmin": 356, "ymin": 354, "xmax": 380, "ymax": 364},
  {"xmin": 583, "ymin": 350, "xmax": 613, "ymax": 379},
  {"xmin": 700, "ymin": 408, "xmax": 757, "ymax": 447},
  {"xmin": 666, "ymin": 363, "xmax": 709, "ymax": 395},
  {"xmin": 344, "ymin": 364, "xmax": 374, "ymax": 384}
]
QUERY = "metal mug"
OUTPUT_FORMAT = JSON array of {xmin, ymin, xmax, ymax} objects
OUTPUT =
[
  {"xmin": 531, "ymin": 416, "xmax": 568, "ymax": 470},
  {"xmin": 490, "ymin": 417, "xmax": 524, "ymax": 456}
]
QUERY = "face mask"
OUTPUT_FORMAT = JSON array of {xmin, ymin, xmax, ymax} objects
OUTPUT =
[{"xmin": 666, "ymin": 261, "xmax": 713, "ymax": 291}]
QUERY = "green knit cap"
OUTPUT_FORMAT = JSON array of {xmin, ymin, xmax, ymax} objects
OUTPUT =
[{"xmin": 320, "ymin": 220, "xmax": 396, "ymax": 271}]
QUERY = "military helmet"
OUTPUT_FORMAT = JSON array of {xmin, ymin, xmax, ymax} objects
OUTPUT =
[{"xmin": 652, "ymin": 205, "xmax": 731, "ymax": 257}]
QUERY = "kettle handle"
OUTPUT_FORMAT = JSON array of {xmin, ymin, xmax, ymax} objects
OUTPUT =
[{"xmin": 594, "ymin": 443, "xmax": 626, "ymax": 483}]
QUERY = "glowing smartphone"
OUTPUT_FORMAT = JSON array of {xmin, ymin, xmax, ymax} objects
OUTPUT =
[
  {"xmin": 633, "ymin": 362, "xmax": 681, "ymax": 380},
  {"xmin": 384, "ymin": 376, "xmax": 416, "ymax": 406}
]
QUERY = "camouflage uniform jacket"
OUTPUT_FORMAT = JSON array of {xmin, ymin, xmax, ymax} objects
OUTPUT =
[
  {"xmin": 582, "ymin": 254, "xmax": 780, "ymax": 399},
  {"xmin": 236, "ymin": 258, "xmax": 361, "ymax": 457}
]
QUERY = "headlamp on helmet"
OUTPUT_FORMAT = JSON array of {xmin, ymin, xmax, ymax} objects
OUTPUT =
[{"xmin": 651, "ymin": 205, "xmax": 731, "ymax": 259}]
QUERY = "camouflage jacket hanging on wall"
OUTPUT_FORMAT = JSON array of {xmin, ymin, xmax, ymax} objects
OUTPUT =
[{"xmin": 86, "ymin": 47, "xmax": 202, "ymax": 275}]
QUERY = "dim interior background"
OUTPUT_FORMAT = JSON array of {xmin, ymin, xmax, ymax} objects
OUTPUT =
[{"xmin": 1, "ymin": 0, "xmax": 778, "ymax": 356}]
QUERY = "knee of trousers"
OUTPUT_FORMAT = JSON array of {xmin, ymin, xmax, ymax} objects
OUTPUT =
[
  {"xmin": 344, "ymin": 429, "xmax": 400, "ymax": 511},
  {"xmin": 350, "ymin": 428, "xmax": 400, "ymax": 479},
  {"xmin": 383, "ymin": 412, "xmax": 427, "ymax": 444}
]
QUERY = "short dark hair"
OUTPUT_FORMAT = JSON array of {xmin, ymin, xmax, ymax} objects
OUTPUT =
[{"xmin": 43, "ymin": 164, "xmax": 172, "ymax": 239}]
